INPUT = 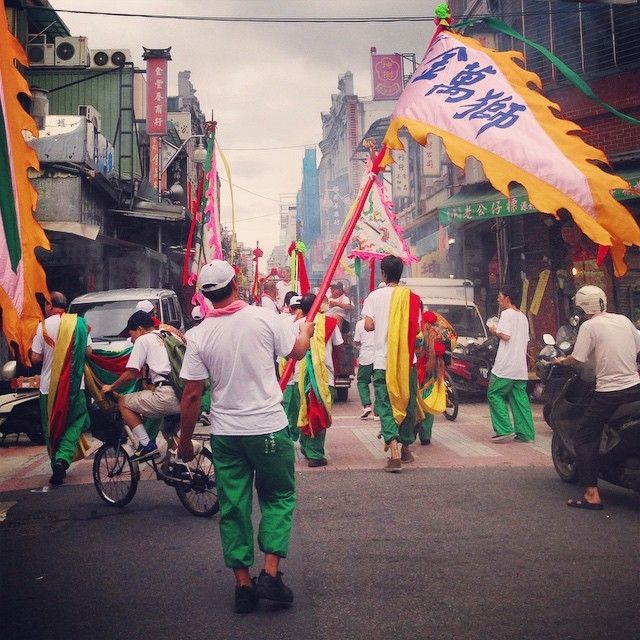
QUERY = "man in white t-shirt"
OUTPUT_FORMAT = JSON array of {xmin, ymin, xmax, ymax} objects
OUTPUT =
[
  {"xmin": 555, "ymin": 285, "xmax": 640, "ymax": 510},
  {"xmin": 31, "ymin": 291, "xmax": 93, "ymax": 485},
  {"xmin": 325, "ymin": 281, "xmax": 353, "ymax": 331},
  {"xmin": 487, "ymin": 284, "xmax": 535, "ymax": 443},
  {"xmin": 261, "ymin": 280, "xmax": 280, "ymax": 313},
  {"xmin": 281, "ymin": 295, "xmax": 305, "ymax": 441},
  {"xmin": 354, "ymin": 315, "xmax": 375, "ymax": 419},
  {"xmin": 177, "ymin": 260, "xmax": 314, "ymax": 614},
  {"xmin": 101, "ymin": 310, "xmax": 181, "ymax": 462}
]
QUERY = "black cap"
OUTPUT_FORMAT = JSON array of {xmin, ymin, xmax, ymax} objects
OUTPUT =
[
  {"xmin": 126, "ymin": 310, "xmax": 154, "ymax": 331},
  {"xmin": 330, "ymin": 282, "xmax": 344, "ymax": 290}
]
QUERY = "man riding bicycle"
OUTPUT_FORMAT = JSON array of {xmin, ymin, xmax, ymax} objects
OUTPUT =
[{"xmin": 101, "ymin": 310, "xmax": 180, "ymax": 461}]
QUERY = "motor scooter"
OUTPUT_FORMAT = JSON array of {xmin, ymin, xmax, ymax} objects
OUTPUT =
[
  {"xmin": 536, "ymin": 336, "xmax": 640, "ymax": 492},
  {"xmin": 447, "ymin": 334, "xmax": 499, "ymax": 396},
  {"xmin": 0, "ymin": 361, "xmax": 43, "ymax": 444}
]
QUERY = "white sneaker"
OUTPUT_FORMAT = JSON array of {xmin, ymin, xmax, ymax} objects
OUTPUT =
[{"xmin": 360, "ymin": 406, "xmax": 372, "ymax": 420}]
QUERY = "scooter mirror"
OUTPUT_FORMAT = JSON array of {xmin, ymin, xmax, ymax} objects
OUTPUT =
[
  {"xmin": 542, "ymin": 333, "xmax": 556, "ymax": 346},
  {"xmin": 486, "ymin": 316, "xmax": 499, "ymax": 329},
  {"xmin": 1, "ymin": 360, "xmax": 17, "ymax": 381},
  {"xmin": 569, "ymin": 314, "xmax": 580, "ymax": 327}
]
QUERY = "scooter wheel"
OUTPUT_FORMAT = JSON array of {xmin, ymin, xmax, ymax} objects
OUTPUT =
[{"xmin": 551, "ymin": 433, "xmax": 578, "ymax": 483}]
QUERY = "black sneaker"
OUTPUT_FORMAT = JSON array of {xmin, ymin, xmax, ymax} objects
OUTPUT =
[
  {"xmin": 234, "ymin": 579, "xmax": 258, "ymax": 614},
  {"xmin": 49, "ymin": 460, "xmax": 67, "ymax": 485},
  {"xmin": 131, "ymin": 441, "xmax": 160, "ymax": 462},
  {"xmin": 256, "ymin": 570, "xmax": 294, "ymax": 604}
]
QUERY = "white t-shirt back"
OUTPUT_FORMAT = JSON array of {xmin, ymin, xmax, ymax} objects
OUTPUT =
[
  {"xmin": 492, "ymin": 307, "xmax": 530, "ymax": 380},
  {"xmin": 325, "ymin": 294, "xmax": 352, "ymax": 321},
  {"xmin": 261, "ymin": 295, "xmax": 280, "ymax": 314},
  {"xmin": 126, "ymin": 331, "xmax": 171, "ymax": 383},
  {"xmin": 572, "ymin": 312, "xmax": 640, "ymax": 392},
  {"xmin": 354, "ymin": 318, "xmax": 375, "ymax": 366},
  {"xmin": 180, "ymin": 306, "xmax": 296, "ymax": 435},
  {"xmin": 361, "ymin": 286, "xmax": 397, "ymax": 370},
  {"xmin": 31, "ymin": 315, "xmax": 93, "ymax": 394}
]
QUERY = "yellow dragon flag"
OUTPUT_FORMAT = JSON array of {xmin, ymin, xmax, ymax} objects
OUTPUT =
[
  {"xmin": 382, "ymin": 26, "xmax": 640, "ymax": 276},
  {"xmin": 0, "ymin": 3, "xmax": 50, "ymax": 362}
]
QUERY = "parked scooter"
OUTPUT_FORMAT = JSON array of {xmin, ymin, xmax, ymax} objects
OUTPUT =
[
  {"xmin": 447, "ymin": 334, "xmax": 499, "ymax": 396},
  {"xmin": 536, "ymin": 334, "xmax": 640, "ymax": 492},
  {"xmin": 0, "ymin": 361, "xmax": 43, "ymax": 444},
  {"xmin": 536, "ymin": 316, "xmax": 580, "ymax": 425}
]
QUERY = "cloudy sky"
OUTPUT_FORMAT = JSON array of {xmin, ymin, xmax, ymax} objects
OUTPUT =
[{"xmin": 51, "ymin": 0, "xmax": 435, "ymax": 257}]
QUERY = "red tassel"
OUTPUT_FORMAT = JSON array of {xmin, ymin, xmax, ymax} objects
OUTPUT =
[
  {"xmin": 596, "ymin": 245, "xmax": 609, "ymax": 267},
  {"xmin": 298, "ymin": 252, "xmax": 310, "ymax": 294},
  {"xmin": 369, "ymin": 258, "xmax": 376, "ymax": 293}
]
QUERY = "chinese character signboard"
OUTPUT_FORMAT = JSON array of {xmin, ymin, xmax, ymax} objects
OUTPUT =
[
  {"xmin": 391, "ymin": 148, "xmax": 410, "ymax": 197},
  {"xmin": 146, "ymin": 57, "xmax": 168, "ymax": 136},
  {"xmin": 421, "ymin": 135, "xmax": 441, "ymax": 177},
  {"xmin": 371, "ymin": 53, "xmax": 403, "ymax": 100}
]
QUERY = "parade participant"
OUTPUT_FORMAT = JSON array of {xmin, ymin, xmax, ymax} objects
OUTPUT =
[
  {"xmin": 354, "ymin": 314, "xmax": 375, "ymax": 419},
  {"xmin": 487, "ymin": 285, "xmax": 535, "ymax": 443},
  {"xmin": 281, "ymin": 295, "xmax": 305, "ymax": 440},
  {"xmin": 136, "ymin": 299, "xmax": 186, "ymax": 343},
  {"xmin": 101, "ymin": 310, "xmax": 180, "ymax": 461},
  {"xmin": 297, "ymin": 293, "xmax": 343, "ymax": 467},
  {"xmin": 325, "ymin": 281, "xmax": 353, "ymax": 331},
  {"xmin": 362, "ymin": 255, "xmax": 421, "ymax": 472},
  {"xmin": 177, "ymin": 260, "xmax": 314, "ymax": 614},
  {"xmin": 276, "ymin": 267, "xmax": 292, "ymax": 310},
  {"xmin": 260, "ymin": 280, "xmax": 280, "ymax": 313},
  {"xmin": 555, "ymin": 285, "xmax": 640, "ymax": 510},
  {"xmin": 31, "ymin": 291, "xmax": 93, "ymax": 485},
  {"xmin": 281, "ymin": 290, "xmax": 298, "ymax": 319}
]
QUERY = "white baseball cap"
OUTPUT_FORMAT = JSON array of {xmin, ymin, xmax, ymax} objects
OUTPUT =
[
  {"xmin": 199, "ymin": 260, "xmax": 235, "ymax": 292},
  {"xmin": 289, "ymin": 295, "xmax": 302, "ymax": 308},
  {"xmin": 136, "ymin": 300, "xmax": 155, "ymax": 313}
]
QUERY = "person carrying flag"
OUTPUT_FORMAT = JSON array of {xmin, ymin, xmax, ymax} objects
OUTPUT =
[
  {"xmin": 297, "ymin": 293, "xmax": 343, "ymax": 467},
  {"xmin": 281, "ymin": 295, "xmax": 305, "ymax": 441},
  {"xmin": 31, "ymin": 291, "xmax": 93, "ymax": 485},
  {"xmin": 362, "ymin": 255, "xmax": 421, "ymax": 472}
]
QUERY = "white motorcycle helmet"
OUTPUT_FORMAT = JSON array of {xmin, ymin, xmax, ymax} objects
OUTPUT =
[{"xmin": 574, "ymin": 285, "xmax": 607, "ymax": 316}]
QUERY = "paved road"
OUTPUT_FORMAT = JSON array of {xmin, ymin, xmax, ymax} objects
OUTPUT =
[
  {"xmin": 1, "ymin": 396, "xmax": 552, "ymax": 491},
  {"xmin": 1, "ymin": 466, "xmax": 638, "ymax": 640}
]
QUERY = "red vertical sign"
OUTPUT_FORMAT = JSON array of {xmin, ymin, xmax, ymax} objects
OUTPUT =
[
  {"xmin": 146, "ymin": 57, "xmax": 167, "ymax": 135},
  {"xmin": 371, "ymin": 53, "xmax": 403, "ymax": 100}
]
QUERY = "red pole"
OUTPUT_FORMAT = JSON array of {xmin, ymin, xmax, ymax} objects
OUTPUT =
[{"xmin": 279, "ymin": 145, "xmax": 388, "ymax": 389}]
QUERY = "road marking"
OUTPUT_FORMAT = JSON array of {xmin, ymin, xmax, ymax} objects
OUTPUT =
[
  {"xmin": 432, "ymin": 425, "xmax": 502, "ymax": 457},
  {"xmin": 0, "ymin": 501, "xmax": 17, "ymax": 522},
  {"xmin": 352, "ymin": 428, "xmax": 387, "ymax": 459},
  {"xmin": 527, "ymin": 434, "xmax": 551, "ymax": 457},
  {"xmin": 23, "ymin": 455, "xmax": 53, "ymax": 478}
]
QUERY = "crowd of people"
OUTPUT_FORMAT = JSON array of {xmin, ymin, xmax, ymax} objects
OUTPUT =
[{"xmin": 28, "ymin": 256, "xmax": 640, "ymax": 613}]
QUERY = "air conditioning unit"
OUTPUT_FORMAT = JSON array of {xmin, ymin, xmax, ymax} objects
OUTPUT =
[
  {"xmin": 90, "ymin": 49, "xmax": 132, "ymax": 69},
  {"xmin": 78, "ymin": 105, "xmax": 102, "ymax": 133},
  {"xmin": 27, "ymin": 38, "xmax": 55, "ymax": 67},
  {"xmin": 54, "ymin": 36, "xmax": 90, "ymax": 67}
]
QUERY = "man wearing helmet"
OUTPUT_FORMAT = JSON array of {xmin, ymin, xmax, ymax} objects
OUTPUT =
[{"xmin": 555, "ymin": 285, "xmax": 640, "ymax": 510}]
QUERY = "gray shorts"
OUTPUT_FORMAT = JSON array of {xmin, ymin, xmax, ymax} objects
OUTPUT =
[{"xmin": 123, "ymin": 385, "xmax": 180, "ymax": 418}]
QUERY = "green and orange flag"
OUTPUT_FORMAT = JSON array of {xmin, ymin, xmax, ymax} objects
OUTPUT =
[{"xmin": 0, "ymin": 3, "xmax": 49, "ymax": 362}]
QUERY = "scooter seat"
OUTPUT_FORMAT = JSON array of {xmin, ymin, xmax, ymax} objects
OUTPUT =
[{"xmin": 609, "ymin": 400, "xmax": 640, "ymax": 424}]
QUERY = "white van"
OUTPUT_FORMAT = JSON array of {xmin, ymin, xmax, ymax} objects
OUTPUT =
[
  {"xmin": 401, "ymin": 278, "xmax": 487, "ymax": 350},
  {"xmin": 68, "ymin": 288, "xmax": 185, "ymax": 349}
]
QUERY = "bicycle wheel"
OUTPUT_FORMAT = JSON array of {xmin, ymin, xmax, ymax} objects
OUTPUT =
[
  {"xmin": 93, "ymin": 442, "xmax": 139, "ymax": 507},
  {"xmin": 174, "ymin": 447, "xmax": 219, "ymax": 517},
  {"xmin": 444, "ymin": 374, "xmax": 459, "ymax": 421}
]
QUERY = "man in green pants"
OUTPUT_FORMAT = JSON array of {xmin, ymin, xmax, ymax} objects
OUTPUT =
[
  {"xmin": 487, "ymin": 284, "xmax": 535, "ymax": 443},
  {"xmin": 178, "ymin": 261, "xmax": 313, "ymax": 614},
  {"xmin": 31, "ymin": 291, "xmax": 92, "ymax": 485},
  {"xmin": 354, "ymin": 314, "xmax": 375, "ymax": 419}
]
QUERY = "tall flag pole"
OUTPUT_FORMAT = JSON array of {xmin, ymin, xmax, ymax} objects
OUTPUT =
[
  {"xmin": 279, "ymin": 146, "xmax": 387, "ymax": 389},
  {"xmin": 252, "ymin": 242, "xmax": 263, "ymax": 304},
  {"xmin": 0, "ymin": 4, "xmax": 50, "ymax": 363},
  {"xmin": 382, "ymin": 3, "xmax": 639, "ymax": 276}
]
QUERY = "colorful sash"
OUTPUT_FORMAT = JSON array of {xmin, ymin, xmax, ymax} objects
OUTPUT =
[
  {"xmin": 46, "ymin": 314, "xmax": 89, "ymax": 455},
  {"xmin": 386, "ymin": 287, "xmax": 421, "ymax": 425},
  {"xmin": 297, "ymin": 314, "xmax": 337, "ymax": 437},
  {"xmin": 205, "ymin": 300, "xmax": 248, "ymax": 317}
]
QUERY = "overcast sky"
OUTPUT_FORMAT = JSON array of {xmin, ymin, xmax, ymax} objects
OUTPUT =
[{"xmin": 51, "ymin": 0, "xmax": 435, "ymax": 258}]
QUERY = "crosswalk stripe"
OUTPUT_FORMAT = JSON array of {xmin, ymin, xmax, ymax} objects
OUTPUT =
[
  {"xmin": 528, "ymin": 434, "xmax": 551, "ymax": 457},
  {"xmin": 432, "ymin": 425, "xmax": 502, "ymax": 457},
  {"xmin": 353, "ymin": 428, "xmax": 387, "ymax": 459}
]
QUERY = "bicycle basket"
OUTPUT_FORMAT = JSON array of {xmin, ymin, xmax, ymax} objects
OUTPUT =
[{"xmin": 90, "ymin": 407, "xmax": 123, "ymax": 443}]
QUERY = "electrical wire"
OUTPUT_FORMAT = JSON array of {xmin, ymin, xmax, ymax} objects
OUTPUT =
[
  {"xmin": 218, "ymin": 175, "xmax": 281, "ymax": 205},
  {"xmin": 221, "ymin": 143, "xmax": 316, "ymax": 151}
]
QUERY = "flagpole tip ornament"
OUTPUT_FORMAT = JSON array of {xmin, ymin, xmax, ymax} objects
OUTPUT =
[{"xmin": 434, "ymin": 4, "xmax": 452, "ymax": 27}]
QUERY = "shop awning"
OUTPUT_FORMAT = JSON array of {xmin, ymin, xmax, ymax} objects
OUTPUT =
[
  {"xmin": 439, "ymin": 168, "xmax": 640, "ymax": 225},
  {"xmin": 39, "ymin": 221, "xmax": 100, "ymax": 240},
  {"xmin": 108, "ymin": 201, "xmax": 186, "ymax": 222},
  {"xmin": 438, "ymin": 183, "xmax": 537, "ymax": 225}
]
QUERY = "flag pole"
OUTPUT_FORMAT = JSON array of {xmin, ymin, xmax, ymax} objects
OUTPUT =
[{"xmin": 279, "ymin": 144, "xmax": 388, "ymax": 389}]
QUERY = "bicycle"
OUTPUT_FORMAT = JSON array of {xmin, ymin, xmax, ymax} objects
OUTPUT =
[
  {"xmin": 444, "ymin": 372, "xmax": 459, "ymax": 421},
  {"xmin": 89, "ymin": 396, "xmax": 218, "ymax": 517}
]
